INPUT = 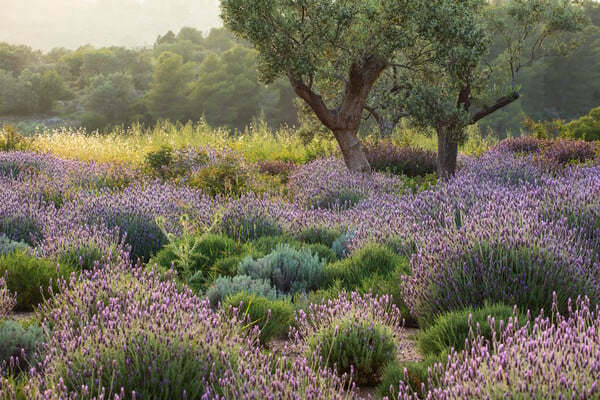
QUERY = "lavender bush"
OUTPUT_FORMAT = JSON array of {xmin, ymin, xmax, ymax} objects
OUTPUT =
[
  {"xmin": 363, "ymin": 140, "xmax": 437, "ymax": 177},
  {"xmin": 291, "ymin": 292, "xmax": 404, "ymax": 385},
  {"xmin": 395, "ymin": 296, "xmax": 600, "ymax": 399}
]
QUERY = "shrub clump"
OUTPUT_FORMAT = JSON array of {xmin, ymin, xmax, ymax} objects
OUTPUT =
[
  {"xmin": 0, "ymin": 251, "xmax": 73, "ymax": 311},
  {"xmin": 238, "ymin": 244, "xmax": 325, "ymax": 296},
  {"xmin": 417, "ymin": 302, "xmax": 523, "ymax": 358},
  {"xmin": 291, "ymin": 291, "xmax": 404, "ymax": 385},
  {"xmin": 398, "ymin": 296, "xmax": 600, "ymax": 399},
  {"xmin": 403, "ymin": 239, "xmax": 597, "ymax": 327},
  {"xmin": 364, "ymin": 140, "xmax": 437, "ymax": 177},
  {"xmin": 31, "ymin": 265, "xmax": 248, "ymax": 399},
  {"xmin": 206, "ymin": 274, "xmax": 278, "ymax": 309},
  {"xmin": 152, "ymin": 233, "xmax": 241, "ymax": 287},
  {"xmin": 542, "ymin": 138, "xmax": 598, "ymax": 166},
  {"xmin": 224, "ymin": 292, "xmax": 295, "ymax": 344},
  {"xmin": 0, "ymin": 319, "xmax": 44, "ymax": 375},
  {"xmin": 323, "ymin": 243, "xmax": 407, "ymax": 290},
  {"xmin": 188, "ymin": 155, "xmax": 249, "ymax": 196},
  {"xmin": 0, "ymin": 234, "xmax": 31, "ymax": 257}
]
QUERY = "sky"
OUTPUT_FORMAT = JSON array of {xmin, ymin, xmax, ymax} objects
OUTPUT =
[{"xmin": 0, "ymin": 0, "xmax": 223, "ymax": 51}]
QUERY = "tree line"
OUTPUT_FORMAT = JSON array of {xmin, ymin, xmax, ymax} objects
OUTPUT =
[{"xmin": 0, "ymin": 27, "xmax": 298, "ymax": 132}]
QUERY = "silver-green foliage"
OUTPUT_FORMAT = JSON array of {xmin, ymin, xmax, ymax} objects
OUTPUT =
[{"xmin": 238, "ymin": 244, "xmax": 325, "ymax": 295}]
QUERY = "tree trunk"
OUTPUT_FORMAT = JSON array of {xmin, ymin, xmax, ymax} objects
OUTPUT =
[
  {"xmin": 436, "ymin": 127, "xmax": 458, "ymax": 179},
  {"xmin": 333, "ymin": 128, "xmax": 371, "ymax": 172}
]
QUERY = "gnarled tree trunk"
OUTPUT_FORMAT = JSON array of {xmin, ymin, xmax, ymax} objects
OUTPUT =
[
  {"xmin": 436, "ymin": 127, "xmax": 458, "ymax": 179},
  {"xmin": 287, "ymin": 56, "xmax": 387, "ymax": 173},
  {"xmin": 332, "ymin": 128, "xmax": 370, "ymax": 172}
]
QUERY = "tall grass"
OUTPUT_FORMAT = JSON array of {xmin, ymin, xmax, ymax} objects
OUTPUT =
[
  {"xmin": 30, "ymin": 119, "xmax": 339, "ymax": 165},
  {"xmin": 26, "ymin": 118, "xmax": 497, "ymax": 166}
]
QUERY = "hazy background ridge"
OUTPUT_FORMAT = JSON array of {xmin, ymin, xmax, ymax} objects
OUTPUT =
[{"xmin": 0, "ymin": 0, "xmax": 222, "ymax": 51}]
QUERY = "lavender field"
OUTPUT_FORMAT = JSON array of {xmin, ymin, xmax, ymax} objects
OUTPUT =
[{"xmin": 1, "ymin": 136, "xmax": 600, "ymax": 399}]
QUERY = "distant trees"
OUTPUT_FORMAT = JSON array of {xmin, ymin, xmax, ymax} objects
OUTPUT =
[{"xmin": 144, "ymin": 51, "xmax": 195, "ymax": 121}]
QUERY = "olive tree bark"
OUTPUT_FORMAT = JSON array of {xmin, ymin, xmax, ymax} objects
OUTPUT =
[
  {"xmin": 287, "ymin": 56, "xmax": 387, "ymax": 173},
  {"xmin": 435, "ymin": 89, "xmax": 520, "ymax": 179},
  {"xmin": 436, "ymin": 127, "xmax": 458, "ymax": 179}
]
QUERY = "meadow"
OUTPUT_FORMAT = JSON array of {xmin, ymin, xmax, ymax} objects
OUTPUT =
[{"xmin": 0, "ymin": 124, "xmax": 599, "ymax": 399}]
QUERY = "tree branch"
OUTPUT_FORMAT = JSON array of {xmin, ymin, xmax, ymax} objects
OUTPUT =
[{"xmin": 471, "ymin": 91, "xmax": 520, "ymax": 124}]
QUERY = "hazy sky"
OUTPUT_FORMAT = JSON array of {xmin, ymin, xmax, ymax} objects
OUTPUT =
[{"xmin": 0, "ymin": 0, "xmax": 223, "ymax": 51}]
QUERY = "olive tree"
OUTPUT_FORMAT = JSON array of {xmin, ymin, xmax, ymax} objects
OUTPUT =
[
  {"xmin": 220, "ymin": 0, "xmax": 420, "ymax": 172},
  {"xmin": 404, "ymin": 0, "xmax": 589, "ymax": 177}
]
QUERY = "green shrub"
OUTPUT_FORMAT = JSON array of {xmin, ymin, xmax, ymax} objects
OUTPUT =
[
  {"xmin": 303, "ymin": 243, "xmax": 337, "ymax": 264},
  {"xmin": 359, "ymin": 263, "xmax": 415, "ymax": 326},
  {"xmin": 0, "ymin": 320, "xmax": 44, "ymax": 375},
  {"xmin": 143, "ymin": 145, "xmax": 174, "ymax": 179},
  {"xmin": 0, "ymin": 125, "xmax": 30, "ymax": 152},
  {"xmin": 417, "ymin": 302, "xmax": 523, "ymax": 358},
  {"xmin": 224, "ymin": 292, "xmax": 295, "ymax": 344},
  {"xmin": 0, "ymin": 235, "xmax": 31, "ymax": 257},
  {"xmin": 57, "ymin": 244, "xmax": 104, "ymax": 271},
  {"xmin": 238, "ymin": 244, "xmax": 325, "ymax": 295},
  {"xmin": 213, "ymin": 255, "xmax": 243, "ymax": 278},
  {"xmin": 152, "ymin": 233, "xmax": 241, "ymax": 290},
  {"xmin": 324, "ymin": 243, "xmax": 405, "ymax": 290},
  {"xmin": 188, "ymin": 156, "xmax": 249, "ymax": 196},
  {"xmin": 246, "ymin": 235, "xmax": 299, "ymax": 257},
  {"xmin": 0, "ymin": 251, "xmax": 74, "ymax": 311},
  {"xmin": 206, "ymin": 275, "xmax": 278, "ymax": 308},
  {"xmin": 295, "ymin": 226, "xmax": 342, "ymax": 248},
  {"xmin": 307, "ymin": 318, "xmax": 397, "ymax": 385},
  {"xmin": 376, "ymin": 356, "xmax": 441, "ymax": 399}
]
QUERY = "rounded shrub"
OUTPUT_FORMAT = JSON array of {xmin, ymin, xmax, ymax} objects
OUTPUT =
[
  {"xmin": 291, "ymin": 292, "xmax": 404, "ymax": 385},
  {"xmin": 417, "ymin": 302, "xmax": 523, "ymax": 358},
  {"xmin": 32, "ymin": 265, "xmax": 249, "ymax": 399},
  {"xmin": 307, "ymin": 318, "xmax": 397, "ymax": 385},
  {"xmin": 187, "ymin": 156, "xmax": 249, "ymax": 196},
  {"xmin": 404, "ymin": 240, "xmax": 597, "ymax": 328},
  {"xmin": 224, "ymin": 292, "xmax": 295, "ymax": 345},
  {"xmin": 323, "ymin": 243, "xmax": 406, "ymax": 290},
  {"xmin": 206, "ymin": 275, "xmax": 278, "ymax": 309},
  {"xmin": 152, "ymin": 233, "xmax": 241, "ymax": 282},
  {"xmin": 237, "ymin": 244, "xmax": 325, "ymax": 295},
  {"xmin": 0, "ymin": 251, "xmax": 73, "ymax": 311}
]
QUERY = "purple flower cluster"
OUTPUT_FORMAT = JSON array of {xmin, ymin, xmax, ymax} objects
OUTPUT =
[
  {"xmin": 288, "ymin": 157, "xmax": 405, "ymax": 210},
  {"xmin": 363, "ymin": 141, "xmax": 437, "ymax": 177},
  {"xmin": 24, "ymin": 257, "xmax": 354, "ymax": 399},
  {"xmin": 291, "ymin": 291, "xmax": 404, "ymax": 352},
  {"xmin": 394, "ymin": 296, "xmax": 600, "ymax": 399},
  {"xmin": 542, "ymin": 138, "xmax": 598, "ymax": 166}
]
